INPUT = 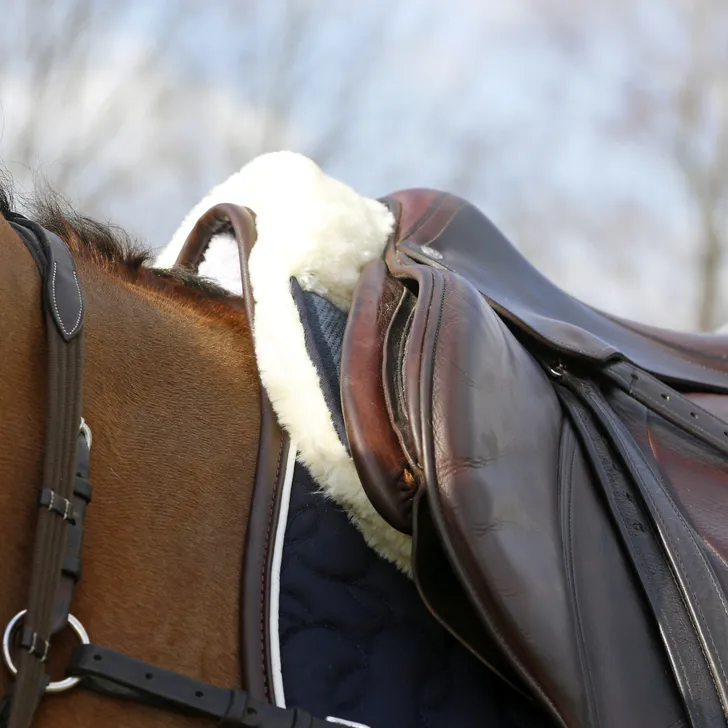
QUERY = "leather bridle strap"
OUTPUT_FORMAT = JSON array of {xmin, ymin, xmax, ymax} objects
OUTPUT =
[
  {"xmin": 49, "ymin": 429, "xmax": 92, "ymax": 635},
  {"xmin": 5, "ymin": 216, "xmax": 86, "ymax": 728},
  {"xmin": 66, "ymin": 645, "xmax": 333, "ymax": 727}
]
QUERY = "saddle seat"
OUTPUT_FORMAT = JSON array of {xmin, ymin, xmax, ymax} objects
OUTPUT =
[
  {"xmin": 340, "ymin": 189, "xmax": 728, "ymax": 728},
  {"xmin": 385, "ymin": 189, "xmax": 728, "ymax": 391},
  {"xmin": 342, "ymin": 189, "xmax": 728, "ymax": 533}
]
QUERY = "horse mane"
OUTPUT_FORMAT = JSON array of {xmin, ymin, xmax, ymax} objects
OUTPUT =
[{"xmin": 0, "ymin": 178, "xmax": 244, "ymax": 313}]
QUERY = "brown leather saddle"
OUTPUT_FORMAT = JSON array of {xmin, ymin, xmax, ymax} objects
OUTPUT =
[{"xmin": 342, "ymin": 189, "xmax": 728, "ymax": 728}]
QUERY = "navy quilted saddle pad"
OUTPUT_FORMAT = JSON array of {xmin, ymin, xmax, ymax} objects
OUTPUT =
[{"xmin": 273, "ymin": 283, "xmax": 548, "ymax": 728}]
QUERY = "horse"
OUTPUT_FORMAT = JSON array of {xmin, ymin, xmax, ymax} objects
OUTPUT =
[
  {"xmin": 5, "ymin": 149, "xmax": 728, "ymax": 728},
  {"xmin": 0, "ymin": 186, "xmax": 264, "ymax": 728}
]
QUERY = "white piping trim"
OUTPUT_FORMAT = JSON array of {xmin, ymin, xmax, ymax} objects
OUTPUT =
[
  {"xmin": 326, "ymin": 718, "xmax": 371, "ymax": 727},
  {"xmin": 268, "ymin": 441, "xmax": 298, "ymax": 708},
  {"xmin": 266, "ymin": 442, "xmax": 372, "ymax": 728}
]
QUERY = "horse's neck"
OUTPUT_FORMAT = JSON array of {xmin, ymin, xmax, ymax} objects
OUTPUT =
[{"xmin": 0, "ymin": 236, "xmax": 261, "ymax": 727}]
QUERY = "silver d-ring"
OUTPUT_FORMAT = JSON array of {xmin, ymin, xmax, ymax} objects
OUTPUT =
[{"xmin": 2, "ymin": 609, "xmax": 90, "ymax": 694}]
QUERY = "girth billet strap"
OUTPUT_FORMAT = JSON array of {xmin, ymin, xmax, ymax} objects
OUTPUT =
[
  {"xmin": 5, "ymin": 216, "xmax": 86, "ymax": 728},
  {"xmin": 552, "ymin": 363, "xmax": 728, "ymax": 728}
]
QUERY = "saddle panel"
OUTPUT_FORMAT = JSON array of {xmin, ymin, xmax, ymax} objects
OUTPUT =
[
  {"xmin": 616, "ymin": 388, "xmax": 728, "ymax": 615},
  {"xmin": 383, "ymin": 189, "xmax": 728, "ymax": 392},
  {"xmin": 613, "ymin": 392, "xmax": 728, "ymax": 567},
  {"xmin": 669, "ymin": 393, "xmax": 728, "ymax": 573}
]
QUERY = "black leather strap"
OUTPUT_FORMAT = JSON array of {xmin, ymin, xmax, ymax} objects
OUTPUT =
[
  {"xmin": 606, "ymin": 360, "xmax": 728, "ymax": 456},
  {"xmin": 557, "ymin": 384, "xmax": 724, "ymax": 728},
  {"xmin": 51, "ymin": 432, "xmax": 92, "ymax": 635},
  {"xmin": 558, "ymin": 368, "xmax": 728, "ymax": 725},
  {"xmin": 67, "ymin": 645, "xmax": 333, "ymax": 727}
]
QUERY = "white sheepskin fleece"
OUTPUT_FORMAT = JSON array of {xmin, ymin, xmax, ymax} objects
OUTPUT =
[{"xmin": 157, "ymin": 151, "xmax": 412, "ymax": 573}]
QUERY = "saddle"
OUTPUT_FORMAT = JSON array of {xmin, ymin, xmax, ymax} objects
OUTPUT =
[{"xmin": 341, "ymin": 190, "xmax": 728, "ymax": 728}]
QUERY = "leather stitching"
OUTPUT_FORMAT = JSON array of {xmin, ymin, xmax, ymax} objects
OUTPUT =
[{"xmin": 51, "ymin": 262, "xmax": 83, "ymax": 337}]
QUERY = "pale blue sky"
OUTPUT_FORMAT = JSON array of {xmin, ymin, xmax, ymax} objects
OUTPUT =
[{"xmin": 0, "ymin": 0, "xmax": 721, "ymax": 327}]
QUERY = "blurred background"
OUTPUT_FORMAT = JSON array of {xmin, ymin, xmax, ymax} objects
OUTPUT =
[{"xmin": 0, "ymin": 0, "xmax": 726, "ymax": 330}]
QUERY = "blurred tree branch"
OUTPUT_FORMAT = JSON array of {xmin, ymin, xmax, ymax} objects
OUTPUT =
[
  {"xmin": 0, "ymin": 0, "xmax": 414, "ymax": 247},
  {"xmin": 535, "ymin": 0, "xmax": 728, "ymax": 329}
]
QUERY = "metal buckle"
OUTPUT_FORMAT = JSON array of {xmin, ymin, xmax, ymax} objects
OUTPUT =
[{"xmin": 2, "ymin": 610, "xmax": 90, "ymax": 693}]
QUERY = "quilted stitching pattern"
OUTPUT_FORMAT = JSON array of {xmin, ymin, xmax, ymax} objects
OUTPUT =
[
  {"xmin": 279, "ymin": 285, "xmax": 547, "ymax": 728},
  {"xmin": 279, "ymin": 465, "xmax": 543, "ymax": 728}
]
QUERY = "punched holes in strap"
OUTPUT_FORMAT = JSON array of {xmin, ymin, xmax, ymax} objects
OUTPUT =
[
  {"xmin": 606, "ymin": 360, "xmax": 728, "ymax": 457},
  {"xmin": 68, "ymin": 644, "xmax": 343, "ymax": 727}
]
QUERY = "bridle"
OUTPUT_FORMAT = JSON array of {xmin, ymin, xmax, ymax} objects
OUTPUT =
[
  {"xmin": 0, "ymin": 209, "xmax": 343, "ymax": 728},
  {"xmin": 0, "ymin": 211, "xmax": 90, "ymax": 727}
]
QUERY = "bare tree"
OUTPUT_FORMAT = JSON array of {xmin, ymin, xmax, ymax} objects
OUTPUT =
[
  {"xmin": 0, "ymin": 0, "xmax": 410, "ymax": 248},
  {"xmin": 535, "ymin": 0, "xmax": 728, "ymax": 329},
  {"xmin": 666, "ymin": 1, "xmax": 728, "ymax": 330},
  {"xmin": 0, "ymin": 0, "xmax": 547, "ymax": 257}
]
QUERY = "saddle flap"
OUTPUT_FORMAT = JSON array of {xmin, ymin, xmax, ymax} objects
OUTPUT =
[
  {"xmin": 381, "ymin": 262, "xmax": 689, "ymax": 727},
  {"xmin": 343, "ymin": 257, "xmax": 587, "ymax": 715},
  {"xmin": 402, "ymin": 266, "xmax": 584, "ymax": 718}
]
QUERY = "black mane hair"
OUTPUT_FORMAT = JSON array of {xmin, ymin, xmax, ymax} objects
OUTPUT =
[{"xmin": 0, "ymin": 177, "xmax": 239, "ymax": 305}]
